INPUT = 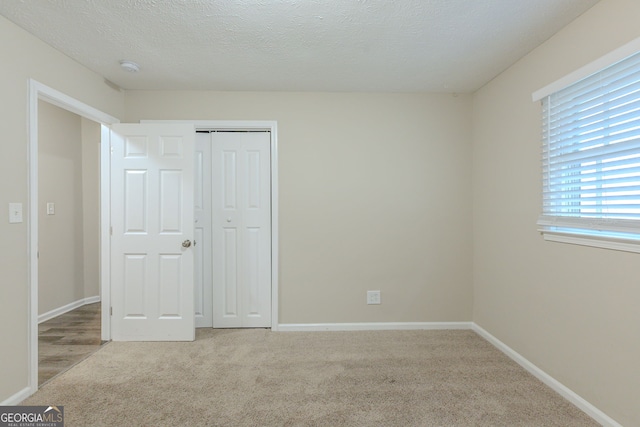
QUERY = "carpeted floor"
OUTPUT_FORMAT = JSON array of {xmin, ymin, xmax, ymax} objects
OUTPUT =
[{"xmin": 22, "ymin": 329, "xmax": 597, "ymax": 426}]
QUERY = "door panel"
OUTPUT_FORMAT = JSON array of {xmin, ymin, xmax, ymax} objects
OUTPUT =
[
  {"xmin": 194, "ymin": 133, "xmax": 213, "ymax": 327},
  {"xmin": 158, "ymin": 254, "xmax": 182, "ymax": 317},
  {"xmin": 124, "ymin": 171, "xmax": 147, "ymax": 232},
  {"xmin": 111, "ymin": 123, "xmax": 195, "ymax": 341},
  {"xmin": 246, "ymin": 227, "xmax": 260, "ymax": 315},
  {"xmin": 223, "ymin": 227, "xmax": 239, "ymax": 317},
  {"xmin": 212, "ymin": 132, "xmax": 271, "ymax": 328},
  {"xmin": 223, "ymin": 151, "xmax": 237, "ymax": 208},
  {"xmin": 123, "ymin": 254, "xmax": 146, "ymax": 317},
  {"xmin": 159, "ymin": 170, "xmax": 184, "ymax": 232}
]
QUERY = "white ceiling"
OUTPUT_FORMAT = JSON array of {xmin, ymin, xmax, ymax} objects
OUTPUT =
[{"xmin": 0, "ymin": 0, "xmax": 599, "ymax": 93}]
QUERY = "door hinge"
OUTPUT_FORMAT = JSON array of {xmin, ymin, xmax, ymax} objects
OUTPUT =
[
  {"xmin": 110, "ymin": 307, "xmax": 113, "ymax": 316},
  {"xmin": 110, "ymin": 226, "xmax": 113, "ymax": 236}
]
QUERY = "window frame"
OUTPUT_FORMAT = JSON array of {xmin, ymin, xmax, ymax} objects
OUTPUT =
[{"xmin": 533, "ymin": 37, "xmax": 640, "ymax": 253}]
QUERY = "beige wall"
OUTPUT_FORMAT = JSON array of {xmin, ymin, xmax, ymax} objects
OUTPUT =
[
  {"xmin": 37, "ymin": 102, "xmax": 100, "ymax": 315},
  {"xmin": 5, "ymin": 2, "xmax": 636, "ymax": 424},
  {"xmin": 0, "ymin": 14, "xmax": 123, "ymax": 402},
  {"xmin": 81, "ymin": 118, "xmax": 101, "ymax": 299},
  {"xmin": 38, "ymin": 101, "xmax": 83, "ymax": 314},
  {"xmin": 472, "ymin": 0, "xmax": 640, "ymax": 425},
  {"xmin": 126, "ymin": 91, "xmax": 474, "ymax": 324}
]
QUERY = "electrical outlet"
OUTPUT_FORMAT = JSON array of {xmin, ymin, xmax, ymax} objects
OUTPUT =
[
  {"xmin": 367, "ymin": 290, "xmax": 381, "ymax": 305},
  {"xmin": 8, "ymin": 203, "xmax": 23, "ymax": 223}
]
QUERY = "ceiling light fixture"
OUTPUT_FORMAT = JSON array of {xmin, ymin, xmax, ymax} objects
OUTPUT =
[{"xmin": 119, "ymin": 60, "xmax": 140, "ymax": 73}]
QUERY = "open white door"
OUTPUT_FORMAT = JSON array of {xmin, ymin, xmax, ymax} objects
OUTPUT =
[{"xmin": 110, "ymin": 123, "xmax": 195, "ymax": 341}]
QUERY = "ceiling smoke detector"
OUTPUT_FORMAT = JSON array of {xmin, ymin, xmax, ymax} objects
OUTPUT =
[{"xmin": 119, "ymin": 60, "xmax": 140, "ymax": 73}]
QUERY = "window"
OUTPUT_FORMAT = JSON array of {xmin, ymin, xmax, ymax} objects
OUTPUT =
[{"xmin": 537, "ymin": 49, "xmax": 640, "ymax": 250}]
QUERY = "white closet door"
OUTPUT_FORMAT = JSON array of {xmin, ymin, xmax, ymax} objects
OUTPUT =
[
  {"xmin": 212, "ymin": 132, "xmax": 271, "ymax": 328},
  {"xmin": 194, "ymin": 133, "xmax": 213, "ymax": 327},
  {"xmin": 110, "ymin": 123, "xmax": 195, "ymax": 341}
]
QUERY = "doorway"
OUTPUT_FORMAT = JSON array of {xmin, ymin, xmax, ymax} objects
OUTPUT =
[
  {"xmin": 144, "ymin": 120, "xmax": 280, "ymax": 331},
  {"xmin": 195, "ymin": 130, "xmax": 272, "ymax": 328},
  {"xmin": 28, "ymin": 80, "xmax": 119, "ymax": 394},
  {"xmin": 108, "ymin": 121, "xmax": 280, "ymax": 340},
  {"xmin": 37, "ymin": 100, "xmax": 102, "ymax": 385},
  {"xmin": 26, "ymin": 85, "xmax": 280, "ymax": 395}
]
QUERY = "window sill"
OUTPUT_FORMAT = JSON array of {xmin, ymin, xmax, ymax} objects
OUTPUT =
[{"xmin": 541, "ymin": 231, "xmax": 640, "ymax": 254}]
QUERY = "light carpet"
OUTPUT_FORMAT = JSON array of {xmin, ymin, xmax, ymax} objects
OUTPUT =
[{"xmin": 22, "ymin": 329, "xmax": 598, "ymax": 426}]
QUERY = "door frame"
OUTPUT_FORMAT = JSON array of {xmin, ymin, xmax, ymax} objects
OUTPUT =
[
  {"xmin": 27, "ymin": 100, "xmax": 279, "ymax": 393},
  {"xmin": 27, "ymin": 79, "xmax": 119, "ymax": 393},
  {"xmin": 144, "ymin": 120, "xmax": 279, "ymax": 331}
]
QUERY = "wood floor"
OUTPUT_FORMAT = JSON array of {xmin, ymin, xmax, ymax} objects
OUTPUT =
[{"xmin": 38, "ymin": 302, "xmax": 103, "ymax": 386}]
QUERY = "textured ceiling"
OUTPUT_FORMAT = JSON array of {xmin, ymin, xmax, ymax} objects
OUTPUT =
[{"xmin": 0, "ymin": 0, "xmax": 599, "ymax": 92}]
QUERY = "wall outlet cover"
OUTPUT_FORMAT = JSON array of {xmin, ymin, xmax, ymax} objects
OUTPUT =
[
  {"xmin": 9, "ymin": 203, "xmax": 23, "ymax": 223},
  {"xmin": 367, "ymin": 290, "xmax": 381, "ymax": 305}
]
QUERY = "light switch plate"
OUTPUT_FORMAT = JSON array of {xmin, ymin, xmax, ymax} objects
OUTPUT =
[
  {"xmin": 47, "ymin": 202, "xmax": 55, "ymax": 215},
  {"xmin": 9, "ymin": 203, "xmax": 23, "ymax": 223}
]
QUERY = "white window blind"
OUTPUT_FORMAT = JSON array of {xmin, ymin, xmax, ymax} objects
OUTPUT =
[{"xmin": 538, "ymin": 50, "xmax": 640, "ymax": 243}]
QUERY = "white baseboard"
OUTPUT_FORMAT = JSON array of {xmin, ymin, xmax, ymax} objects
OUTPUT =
[
  {"xmin": 0, "ymin": 387, "xmax": 31, "ymax": 406},
  {"xmin": 38, "ymin": 295, "xmax": 101, "ymax": 324},
  {"xmin": 277, "ymin": 321, "xmax": 473, "ymax": 332},
  {"xmin": 472, "ymin": 323, "xmax": 623, "ymax": 427}
]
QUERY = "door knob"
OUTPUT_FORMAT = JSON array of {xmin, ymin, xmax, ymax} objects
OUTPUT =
[{"xmin": 182, "ymin": 240, "xmax": 192, "ymax": 248}]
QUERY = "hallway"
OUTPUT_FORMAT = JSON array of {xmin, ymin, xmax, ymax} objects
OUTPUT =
[{"xmin": 38, "ymin": 302, "xmax": 103, "ymax": 385}]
